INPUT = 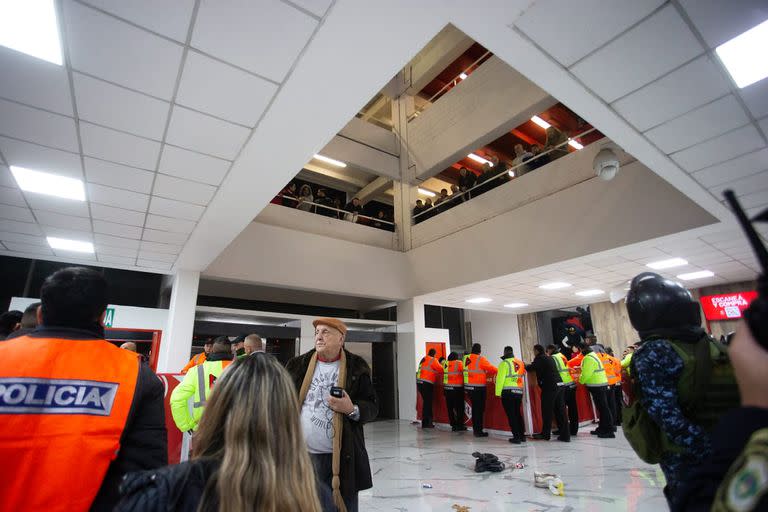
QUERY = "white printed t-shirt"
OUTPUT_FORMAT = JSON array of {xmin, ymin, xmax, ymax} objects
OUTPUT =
[{"xmin": 301, "ymin": 359, "xmax": 340, "ymax": 454}]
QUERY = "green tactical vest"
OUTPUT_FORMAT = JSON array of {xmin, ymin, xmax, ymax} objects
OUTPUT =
[
  {"xmin": 622, "ymin": 335, "xmax": 740, "ymax": 464},
  {"xmin": 553, "ymin": 352, "xmax": 574, "ymax": 384}
]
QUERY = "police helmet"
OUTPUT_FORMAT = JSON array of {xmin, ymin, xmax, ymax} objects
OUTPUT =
[{"xmin": 625, "ymin": 272, "xmax": 700, "ymax": 332}]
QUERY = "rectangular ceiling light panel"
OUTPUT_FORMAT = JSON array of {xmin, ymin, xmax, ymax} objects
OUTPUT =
[
  {"xmin": 716, "ymin": 18, "xmax": 768, "ymax": 88},
  {"xmin": 47, "ymin": 236, "xmax": 94, "ymax": 253},
  {"xmin": 11, "ymin": 166, "xmax": 85, "ymax": 201},
  {"xmin": 0, "ymin": 0, "xmax": 63, "ymax": 65}
]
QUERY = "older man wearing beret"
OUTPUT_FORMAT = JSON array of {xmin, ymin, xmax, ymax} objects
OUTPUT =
[{"xmin": 286, "ymin": 318, "xmax": 378, "ymax": 512}]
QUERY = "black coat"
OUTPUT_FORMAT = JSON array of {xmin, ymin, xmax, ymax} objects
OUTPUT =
[
  {"xmin": 115, "ymin": 458, "xmax": 337, "ymax": 512},
  {"xmin": 525, "ymin": 353, "xmax": 562, "ymax": 389},
  {"xmin": 285, "ymin": 349, "xmax": 379, "ymax": 500}
]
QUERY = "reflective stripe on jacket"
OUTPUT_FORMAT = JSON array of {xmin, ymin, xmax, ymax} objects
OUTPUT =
[
  {"xmin": 495, "ymin": 357, "xmax": 526, "ymax": 396},
  {"xmin": 180, "ymin": 351, "xmax": 206, "ymax": 375},
  {"xmin": 416, "ymin": 355, "xmax": 443, "ymax": 384},
  {"xmin": 552, "ymin": 352, "xmax": 574, "ymax": 385},
  {"xmin": 579, "ymin": 352, "xmax": 608, "ymax": 387},
  {"xmin": 597, "ymin": 353, "xmax": 620, "ymax": 385},
  {"xmin": 463, "ymin": 354, "xmax": 497, "ymax": 387},
  {"xmin": 170, "ymin": 359, "xmax": 232, "ymax": 432},
  {"xmin": 443, "ymin": 360, "xmax": 464, "ymax": 388},
  {"xmin": 0, "ymin": 335, "xmax": 139, "ymax": 512}
]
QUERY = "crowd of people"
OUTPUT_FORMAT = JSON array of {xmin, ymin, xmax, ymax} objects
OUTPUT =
[
  {"xmin": 0, "ymin": 267, "xmax": 377, "ymax": 512},
  {"xmin": 273, "ymin": 181, "xmax": 394, "ymax": 232}
]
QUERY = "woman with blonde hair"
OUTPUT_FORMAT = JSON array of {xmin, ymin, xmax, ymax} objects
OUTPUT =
[{"xmin": 116, "ymin": 353, "xmax": 334, "ymax": 512}]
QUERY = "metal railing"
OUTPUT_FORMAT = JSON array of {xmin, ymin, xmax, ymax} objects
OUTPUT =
[
  {"xmin": 412, "ymin": 126, "xmax": 600, "ymax": 223},
  {"xmin": 276, "ymin": 195, "xmax": 396, "ymax": 231}
]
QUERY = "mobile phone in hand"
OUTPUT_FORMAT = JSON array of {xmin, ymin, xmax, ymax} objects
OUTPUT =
[{"xmin": 330, "ymin": 386, "xmax": 344, "ymax": 398}]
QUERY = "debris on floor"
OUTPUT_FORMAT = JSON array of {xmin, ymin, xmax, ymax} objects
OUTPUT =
[
  {"xmin": 472, "ymin": 451, "xmax": 505, "ymax": 472},
  {"xmin": 421, "ymin": 483, "xmax": 432, "ymax": 489},
  {"xmin": 452, "ymin": 505, "xmax": 471, "ymax": 512},
  {"xmin": 534, "ymin": 471, "xmax": 565, "ymax": 496}
]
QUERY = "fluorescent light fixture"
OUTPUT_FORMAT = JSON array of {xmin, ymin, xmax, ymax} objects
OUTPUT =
[
  {"xmin": 0, "ymin": 0, "xmax": 63, "ymax": 65},
  {"xmin": 466, "ymin": 297, "xmax": 492, "ymax": 304},
  {"xmin": 646, "ymin": 257, "xmax": 688, "ymax": 270},
  {"xmin": 716, "ymin": 18, "xmax": 768, "ymax": 88},
  {"xmin": 47, "ymin": 237, "xmax": 94, "ymax": 253},
  {"xmin": 539, "ymin": 282, "xmax": 572, "ymax": 290},
  {"xmin": 418, "ymin": 188, "xmax": 436, "ymax": 197},
  {"xmin": 504, "ymin": 302, "xmax": 528, "ymax": 308},
  {"xmin": 677, "ymin": 270, "xmax": 715, "ymax": 281},
  {"xmin": 568, "ymin": 139, "xmax": 584, "ymax": 150},
  {"xmin": 508, "ymin": 170, "xmax": 515, "ymax": 177},
  {"xmin": 11, "ymin": 166, "xmax": 85, "ymax": 201},
  {"xmin": 575, "ymin": 289, "xmax": 604, "ymax": 297},
  {"xmin": 467, "ymin": 153, "xmax": 493, "ymax": 166},
  {"xmin": 530, "ymin": 115, "xmax": 551, "ymax": 129},
  {"xmin": 459, "ymin": 72, "xmax": 468, "ymax": 80},
  {"xmin": 313, "ymin": 154, "xmax": 347, "ymax": 168}
]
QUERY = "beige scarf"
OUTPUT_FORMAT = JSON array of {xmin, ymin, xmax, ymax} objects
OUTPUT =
[{"xmin": 299, "ymin": 350, "xmax": 348, "ymax": 512}]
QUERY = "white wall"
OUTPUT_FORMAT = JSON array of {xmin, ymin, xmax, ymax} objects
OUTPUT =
[
  {"xmin": 9, "ymin": 297, "xmax": 168, "ymax": 331},
  {"xmin": 338, "ymin": 117, "xmax": 399, "ymax": 156},
  {"xmin": 320, "ymin": 135, "xmax": 400, "ymax": 180},
  {"xmin": 408, "ymin": 56, "xmax": 556, "ymax": 180},
  {"xmin": 465, "ymin": 310, "xmax": 521, "ymax": 363}
]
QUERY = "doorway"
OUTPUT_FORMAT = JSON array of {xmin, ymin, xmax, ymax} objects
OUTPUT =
[{"xmin": 347, "ymin": 341, "xmax": 397, "ymax": 420}]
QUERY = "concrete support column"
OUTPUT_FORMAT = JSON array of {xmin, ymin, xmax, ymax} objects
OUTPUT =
[
  {"xmin": 157, "ymin": 269, "xmax": 199, "ymax": 373},
  {"xmin": 396, "ymin": 297, "xmax": 426, "ymax": 421},
  {"xmin": 392, "ymin": 94, "xmax": 417, "ymax": 251}
]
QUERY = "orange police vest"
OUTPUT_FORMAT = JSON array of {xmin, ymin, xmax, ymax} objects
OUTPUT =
[
  {"xmin": 417, "ymin": 356, "xmax": 442, "ymax": 384},
  {"xmin": 0, "ymin": 336, "xmax": 139, "ymax": 512},
  {"xmin": 567, "ymin": 352, "xmax": 583, "ymax": 381},
  {"xmin": 597, "ymin": 353, "xmax": 620, "ymax": 386},
  {"xmin": 443, "ymin": 360, "xmax": 464, "ymax": 388},
  {"xmin": 463, "ymin": 354, "xmax": 494, "ymax": 387},
  {"xmin": 180, "ymin": 351, "xmax": 207, "ymax": 374}
]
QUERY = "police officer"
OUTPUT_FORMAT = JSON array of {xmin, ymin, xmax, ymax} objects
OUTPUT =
[
  {"xmin": 624, "ymin": 272, "xmax": 740, "ymax": 507},
  {"xmin": 416, "ymin": 348, "xmax": 443, "ymax": 428},
  {"xmin": 526, "ymin": 344, "xmax": 570, "ymax": 441},
  {"xmin": 547, "ymin": 344, "xmax": 579, "ymax": 436},
  {"xmin": 443, "ymin": 352, "xmax": 466, "ymax": 431},
  {"xmin": 572, "ymin": 338, "xmax": 614, "ymax": 438},
  {"xmin": 0, "ymin": 267, "xmax": 167, "ymax": 511},
  {"xmin": 496, "ymin": 346, "xmax": 527, "ymax": 443},
  {"xmin": 171, "ymin": 336, "xmax": 234, "ymax": 434},
  {"xmin": 464, "ymin": 343, "xmax": 497, "ymax": 437}
]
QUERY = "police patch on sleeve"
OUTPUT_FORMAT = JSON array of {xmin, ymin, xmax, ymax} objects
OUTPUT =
[
  {"xmin": 726, "ymin": 456, "xmax": 768, "ymax": 512},
  {"xmin": 0, "ymin": 377, "xmax": 119, "ymax": 416}
]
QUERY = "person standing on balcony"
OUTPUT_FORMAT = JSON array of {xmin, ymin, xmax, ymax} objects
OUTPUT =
[
  {"xmin": 297, "ymin": 184, "xmax": 314, "ymax": 212},
  {"xmin": 458, "ymin": 167, "xmax": 476, "ymax": 199}
]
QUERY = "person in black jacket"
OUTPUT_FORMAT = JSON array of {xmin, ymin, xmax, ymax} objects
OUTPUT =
[
  {"xmin": 525, "ymin": 344, "xmax": 569, "ymax": 442},
  {"xmin": 458, "ymin": 167, "xmax": 476, "ymax": 199},
  {"xmin": 286, "ymin": 318, "xmax": 378, "ymax": 512},
  {"xmin": 117, "ymin": 354, "xmax": 335, "ymax": 512}
]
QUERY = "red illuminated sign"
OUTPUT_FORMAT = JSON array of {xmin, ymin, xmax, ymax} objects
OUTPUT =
[{"xmin": 700, "ymin": 291, "xmax": 757, "ymax": 321}]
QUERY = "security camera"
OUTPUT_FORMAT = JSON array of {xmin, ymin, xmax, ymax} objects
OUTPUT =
[{"xmin": 593, "ymin": 148, "xmax": 620, "ymax": 181}]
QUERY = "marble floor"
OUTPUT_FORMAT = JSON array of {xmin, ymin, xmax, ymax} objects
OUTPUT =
[{"xmin": 358, "ymin": 421, "xmax": 667, "ymax": 511}]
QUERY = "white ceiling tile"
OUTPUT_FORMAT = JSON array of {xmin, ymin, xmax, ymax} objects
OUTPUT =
[
  {"xmin": 0, "ymin": 186, "xmax": 26, "ymax": 207},
  {"xmin": 571, "ymin": 5, "xmax": 703, "ymax": 102},
  {"xmin": 34, "ymin": 210, "xmax": 92, "ymax": 231},
  {"xmin": 142, "ymin": 228, "xmax": 188, "ymax": 244},
  {"xmin": 140, "ymin": 240, "xmax": 182, "ymax": 254},
  {"xmin": 288, "ymin": 0, "xmax": 332, "ymax": 18},
  {"xmin": 94, "ymin": 233, "xmax": 140, "ymax": 249},
  {"xmin": 24, "ymin": 193, "xmax": 90, "ymax": 217},
  {"xmin": 93, "ymin": 220, "xmax": 143, "ymax": 239},
  {"xmin": 0, "ymin": 204, "xmax": 34, "ymax": 222},
  {"xmin": 740, "ymin": 79, "xmax": 768, "ymax": 119},
  {"xmin": 760, "ymin": 117, "xmax": 768, "ymax": 137},
  {"xmin": 144, "ymin": 214, "xmax": 196, "ymax": 233},
  {"xmin": 3, "ymin": 241, "xmax": 54, "ymax": 255},
  {"xmin": 83, "ymin": 157, "xmax": 154, "ymax": 194},
  {"xmin": 97, "ymin": 253, "xmax": 137, "ymax": 265},
  {"xmin": 709, "ymin": 170, "xmax": 768, "ymax": 198},
  {"xmin": 53, "ymin": 249, "xmax": 97, "ymax": 261},
  {"xmin": 158, "ymin": 145, "xmax": 229, "ymax": 185},
  {"xmin": 96, "ymin": 244, "xmax": 137, "ymax": 257},
  {"xmin": 671, "ymin": 124, "xmax": 765, "ymax": 172},
  {"xmin": 679, "ymin": 0, "xmax": 768, "ymax": 48},
  {"xmin": 0, "ymin": 219, "xmax": 42, "ymax": 235},
  {"xmin": 0, "ymin": 231, "xmax": 47, "ymax": 246},
  {"xmin": 0, "ymin": 99, "xmax": 79, "ymax": 152},
  {"xmin": 644, "ymin": 95, "xmax": 750, "ymax": 153},
  {"xmin": 41, "ymin": 225, "xmax": 94, "ymax": 241},
  {"xmin": 739, "ymin": 190, "xmax": 768, "ymax": 209},
  {"xmin": 693, "ymin": 148, "xmax": 768, "ymax": 187},
  {"xmin": 136, "ymin": 258, "xmax": 173, "ymax": 271},
  {"xmin": 80, "ymin": 122, "xmax": 161, "ymax": 170},
  {"xmin": 165, "ymin": 106, "xmax": 250, "ymax": 160},
  {"xmin": 176, "ymin": 51, "xmax": 278, "ymax": 126},
  {"xmin": 0, "ymin": 167, "xmax": 14, "ymax": 188},
  {"xmin": 137, "ymin": 250, "xmax": 177, "ymax": 263},
  {"xmin": 90, "ymin": 203, "xmax": 146, "ymax": 227},
  {"xmin": 152, "ymin": 174, "xmax": 216, "ymax": 205},
  {"xmin": 73, "ymin": 73, "xmax": 169, "ymax": 140},
  {"xmin": 80, "ymin": 0, "xmax": 196, "ymax": 42},
  {"xmin": 0, "ymin": 45, "xmax": 73, "ymax": 116},
  {"xmin": 515, "ymin": 0, "xmax": 665, "ymax": 67},
  {"xmin": 612, "ymin": 55, "xmax": 731, "ymax": 132},
  {"xmin": 87, "ymin": 183, "xmax": 150, "ymax": 212},
  {"xmin": 148, "ymin": 196, "xmax": 204, "ymax": 221},
  {"xmin": 0, "ymin": 137, "xmax": 83, "ymax": 179},
  {"xmin": 191, "ymin": 0, "xmax": 317, "ymax": 82},
  {"xmin": 63, "ymin": 0, "xmax": 184, "ymax": 99}
]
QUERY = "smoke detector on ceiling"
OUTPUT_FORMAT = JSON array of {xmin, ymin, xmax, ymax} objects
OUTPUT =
[{"xmin": 593, "ymin": 148, "xmax": 620, "ymax": 181}]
